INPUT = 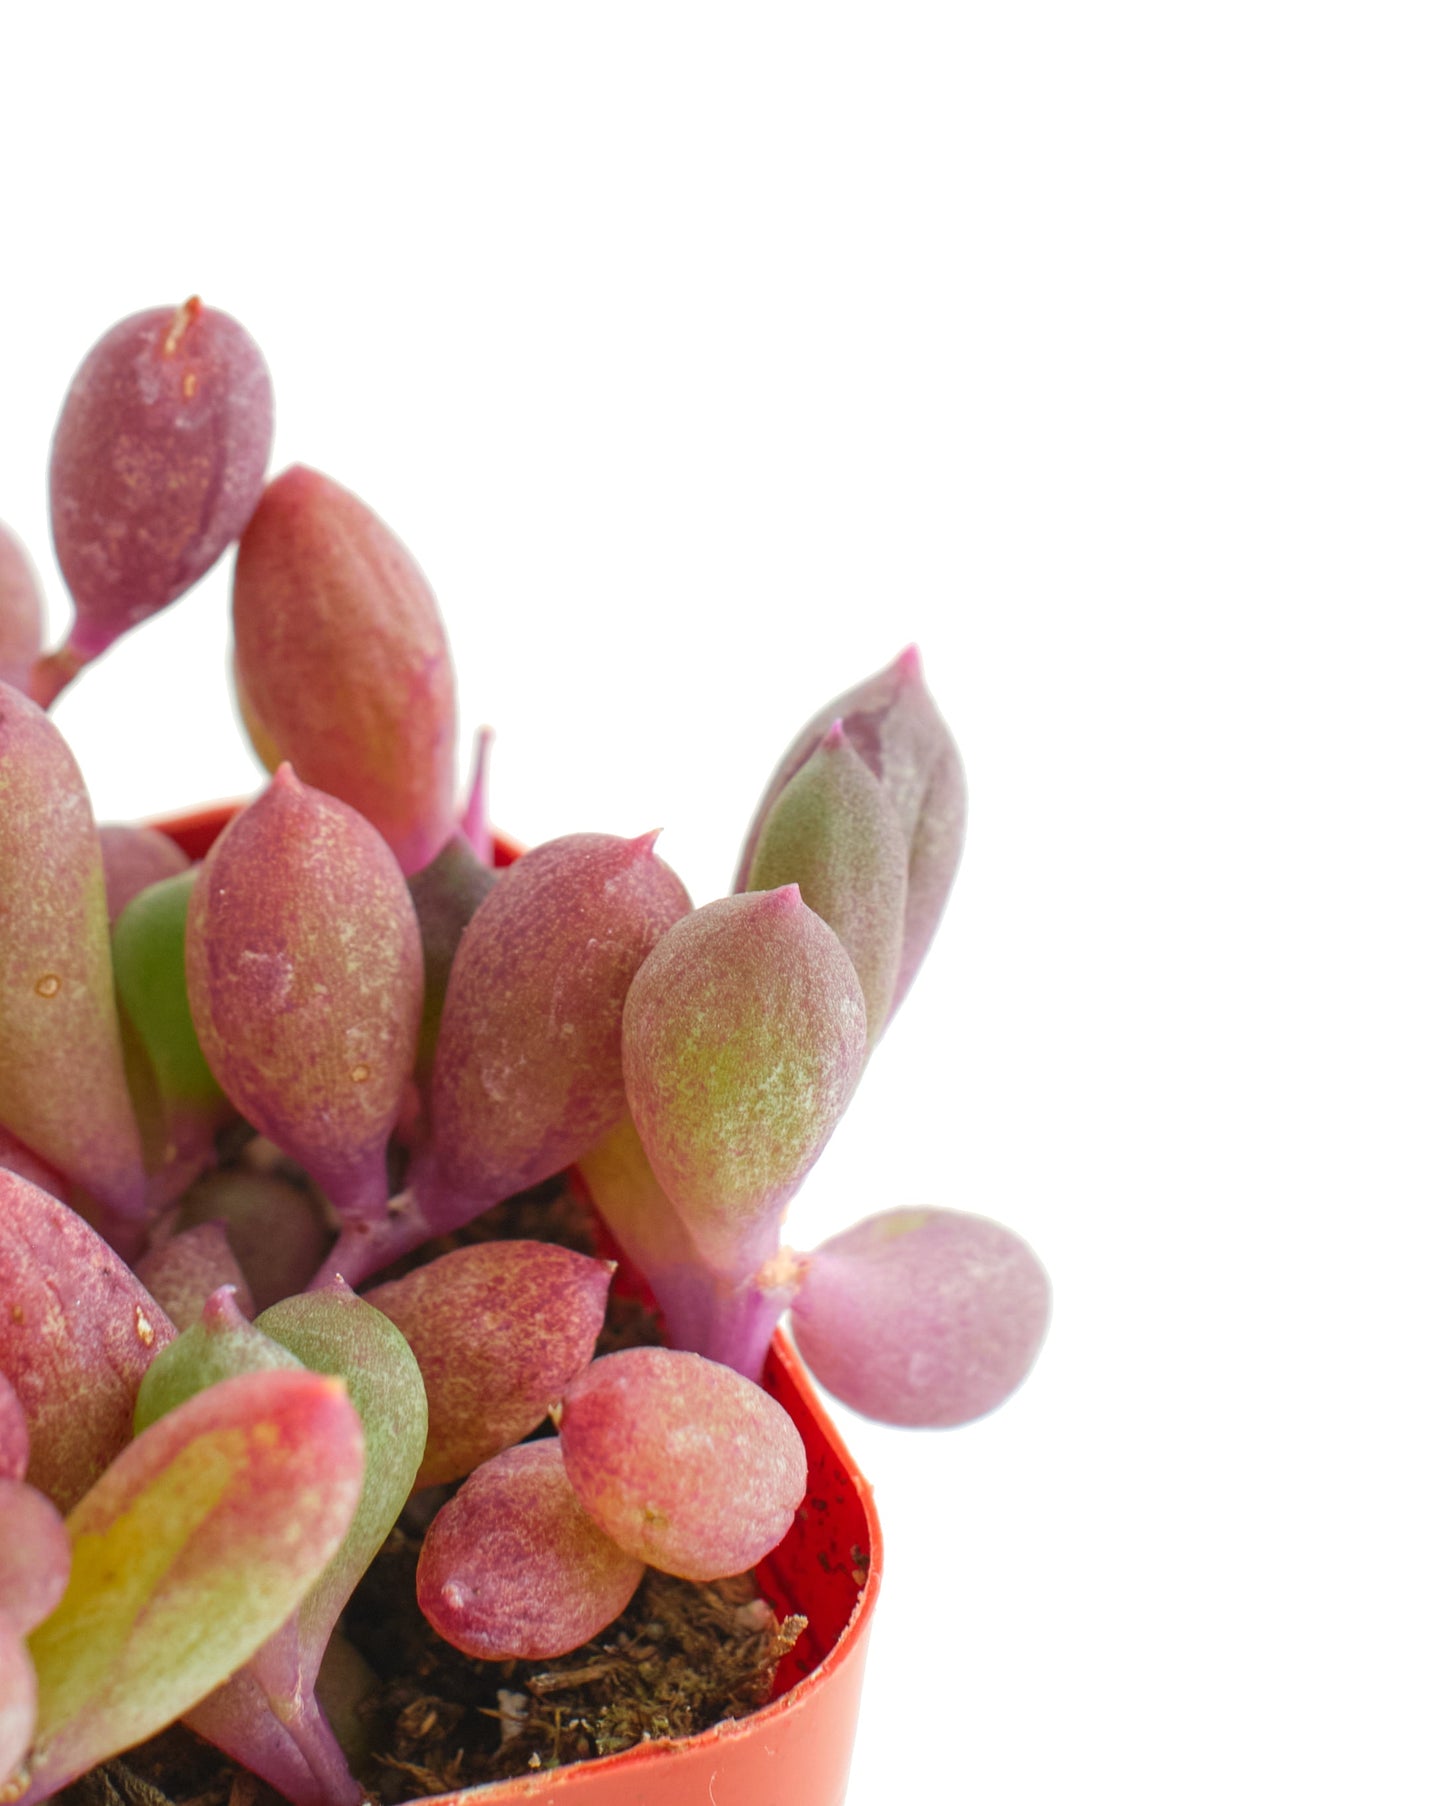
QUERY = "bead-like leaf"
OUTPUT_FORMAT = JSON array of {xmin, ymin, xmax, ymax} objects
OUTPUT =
[
  {"xmin": 0, "ymin": 521, "xmax": 43, "ymax": 695},
  {"xmin": 231, "ymin": 465, "xmax": 457, "ymax": 874},
  {"xmin": 0, "ymin": 1173, "xmax": 173, "ymax": 1512},
  {"xmin": 39, "ymin": 298, "xmax": 272, "ymax": 700},
  {"xmin": 366, "ymin": 1241, "xmax": 612, "ymax": 1487},
  {"xmin": 558, "ymin": 1348, "xmax": 807, "ymax": 1582},
  {"xmin": 18, "ymin": 1368, "xmax": 362, "ymax": 1803},
  {"xmin": 171, "ymin": 1167, "xmax": 331, "ymax": 1314},
  {"xmin": 418, "ymin": 1441, "xmax": 644, "ymax": 1661},
  {"xmin": 790, "ymin": 1208, "xmax": 1051, "ymax": 1426},
  {"xmin": 0, "ymin": 683, "xmax": 146, "ymax": 1224},
  {"xmin": 622, "ymin": 888, "xmax": 867, "ymax": 1282},
  {"xmin": 97, "ymin": 824, "xmax": 189, "ymax": 925},
  {"xmin": 133, "ymin": 1224, "xmax": 255, "ymax": 1330},
  {"xmin": 185, "ymin": 766, "xmax": 423, "ymax": 1229}
]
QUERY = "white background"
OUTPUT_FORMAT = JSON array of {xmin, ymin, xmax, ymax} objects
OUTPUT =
[{"xmin": 2, "ymin": 5, "xmax": 1442, "ymax": 1801}]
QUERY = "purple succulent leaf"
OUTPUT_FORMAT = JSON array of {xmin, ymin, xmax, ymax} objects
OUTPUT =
[
  {"xmin": 557, "ymin": 1347, "xmax": 807, "ymax": 1582},
  {"xmin": 171, "ymin": 1167, "xmax": 331, "ymax": 1314},
  {"xmin": 97, "ymin": 824, "xmax": 189, "ymax": 925},
  {"xmin": 0, "ymin": 1374, "xmax": 28, "ymax": 1482},
  {"xmin": 406, "ymin": 830, "xmax": 498, "ymax": 1094},
  {"xmin": 790, "ymin": 1207, "xmax": 1051, "ymax": 1427},
  {"xmin": 743, "ymin": 720, "xmax": 908, "ymax": 1048},
  {"xmin": 0, "ymin": 1477, "xmax": 71, "ymax": 1635},
  {"xmin": 734, "ymin": 646, "xmax": 966, "ymax": 1017},
  {"xmin": 365, "ymin": 1240, "xmax": 613, "ymax": 1488},
  {"xmin": 185, "ymin": 765, "xmax": 423, "ymax": 1229},
  {"xmin": 0, "ymin": 1618, "xmax": 36, "ymax": 1792},
  {"xmin": 231, "ymin": 465, "xmax": 457, "ymax": 875},
  {"xmin": 37, "ymin": 298, "xmax": 273, "ymax": 704},
  {"xmin": 17, "ymin": 1368, "xmax": 363, "ymax": 1804},
  {"xmin": 0, "ymin": 1172, "xmax": 174, "ymax": 1512},
  {"xmin": 418, "ymin": 1440, "xmax": 644, "ymax": 1662},
  {"xmin": 621, "ymin": 888, "xmax": 868, "ymax": 1284},
  {"xmin": 134, "ymin": 1225, "xmax": 255, "ymax": 1331},
  {"xmin": 0, "ymin": 682, "xmax": 147, "ymax": 1225},
  {"xmin": 0, "ymin": 521, "xmax": 43, "ymax": 696}
]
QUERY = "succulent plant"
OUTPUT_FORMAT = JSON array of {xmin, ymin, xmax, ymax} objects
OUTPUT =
[{"xmin": 0, "ymin": 299, "xmax": 1050, "ymax": 1803}]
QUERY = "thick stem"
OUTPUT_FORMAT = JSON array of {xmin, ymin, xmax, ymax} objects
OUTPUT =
[{"xmin": 686, "ymin": 1260, "xmax": 803, "ymax": 1381}]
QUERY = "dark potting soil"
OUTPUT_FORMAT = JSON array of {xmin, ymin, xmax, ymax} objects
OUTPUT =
[{"xmin": 56, "ymin": 1177, "xmax": 807, "ymax": 1805}]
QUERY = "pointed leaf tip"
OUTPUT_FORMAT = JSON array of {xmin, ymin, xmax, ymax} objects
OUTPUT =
[
  {"xmin": 892, "ymin": 643, "xmax": 923, "ymax": 681},
  {"xmin": 821, "ymin": 718, "xmax": 848, "ymax": 749}
]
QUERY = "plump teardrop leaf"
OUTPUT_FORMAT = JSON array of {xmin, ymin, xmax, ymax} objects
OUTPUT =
[
  {"xmin": 0, "ymin": 1477, "xmax": 71, "ymax": 1634},
  {"xmin": 185, "ymin": 766, "xmax": 423, "ymax": 1228},
  {"xmin": 790, "ymin": 1208, "xmax": 1051, "ymax": 1427},
  {"xmin": 558, "ymin": 1348, "xmax": 807, "ymax": 1582},
  {"xmin": 744, "ymin": 721, "xmax": 908, "ymax": 1047},
  {"xmin": 0, "ymin": 520, "xmax": 43, "ymax": 694},
  {"xmin": 418, "ymin": 1441, "xmax": 644, "ymax": 1662},
  {"xmin": 0, "ymin": 1173, "xmax": 174, "ymax": 1511},
  {"xmin": 735, "ymin": 647, "xmax": 965, "ymax": 1016},
  {"xmin": 0, "ymin": 684, "xmax": 146, "ymax": 1224},
  {"xmin": 171, "ymin": 1166, "xmax": 331, "ymax": 1314},
  {"xmin": 366, "ymin": 1241, "xmax": 612, "ymax": 1488},
  {"xmin": 18, "ymin": 1368, "xmax": 362, "ymax": 1803},
  {"xmin": 39, "ymin": 298, "xmax": 272, "ymax": 699},
  {"xmin": 406, "ymin": 831, "xmax": 497, "ymax": 1091},
  {"xmin": 134, "ymin": 1285, "xmax": 299, "ymax": 1435},
  {"xmin": 622, "ymin": 888, "xmax": 867, "ymax": 1282},
  {"xmin": 231, "ymin": 465, "xmax": 457, "ymax": 874},
  {"xmin": 133, "ymin": 1225, "xmax": 255, "ymax": 1331}
]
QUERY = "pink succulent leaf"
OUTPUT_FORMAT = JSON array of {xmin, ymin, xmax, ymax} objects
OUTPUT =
[
  {"xmin": 0, "ymin": 682, "xmax": 147, "ymax": 1223},
  {"xmin": 97, "ymin": 824, "xmax": 189, "ymax": 925},
  {"xmin": 743, "ymin": 721, "xmax": 908, "ymax": 1048},
  {"xmin": 790, "ymin": 1207, "xmax": 1051, "ymax": 1427},
  {"xmin": 185, "ymin": 766, "xmax": 423, "ymax": 1229},
  {"xmin": 0, "ymin": 1477, "xmax": 71, "ymax": 1634},
  {"xmin": 0, "ymin": 1374, "xmax": 28, "ymax": 1482},
  {"xmin": 38, "ymin": 298, "xmax": 273, "ymax": 703},
  {"xmin": 17, "ymin": 1368, "xmax": 363, "ymax": 1804},
  {"xmin": 171, "ymin": 1168, "xmax": 332, "ymax": 1315},
  {"xmin": 0, "ymin": 521, "xmax": 44, "ymax": 696},
  {"xmin": 621, "ymin": 888, "xmax": 868, "ymax": 1284},
  {"xmin": 133, "ymin": 1226, "xmax": 256, "ymax": 1331},
  {"xmin": 458, "ymin": 725, "xmax": 494, "ymax": 864},
  {"xmin": 230, "ymin": 465, "xmax": 457, "ymax": 875},
  {"xmin": 405, "ymin": 831, "xmax": 498, "ymax": 1093},
  {"xmin": 557, "ymin": 1347, "xmax": 807, "ymax": 1582},
  {"xmin": 0, "ymin": 1172, "xmax": 174, "ymax": 1512},
  {"xmin": 0, "ymin": 1617, "xmax": 36, "ymax": 1793},
  {"xmin": 418, "ymin": 1441, "xmax": 644, "ymax": 1662},
  {"xmin": 365, "ymin": 1240, "xmax": 613, "ymax": 1488},
  {"xmin": 734, "ymin": 647, "xmax": 966, "ymax": 1017}
]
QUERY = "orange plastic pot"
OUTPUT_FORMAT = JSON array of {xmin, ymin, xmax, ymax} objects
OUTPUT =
[{"xmin": 157, "ymin": 803, "xmax": 884, "ymax": 1806}]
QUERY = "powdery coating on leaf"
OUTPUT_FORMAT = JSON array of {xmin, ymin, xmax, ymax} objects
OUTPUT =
[
  {"xmin": 734, "ymin": 648, "xmax": 966, "ymax": 1015},
  {"xmin": 185, "ymin": 767, "xmax": 423, "ymax": 1226},
  {"xmin": 0, "ymin": 1373, "xmax": 28, "ymax": 1481},
  {"xmin": 232, "ymin": 465, "xmax": 457, "ymax": 874},
  {"xmin": 0, "ymin": 1172, "xmax": 175, "ymax": 1512},
  {"xmin": 134, "ymin": 1224, "xmax": 255, "ymax": 1331},
  {"xmin": 366, "ymin": 1241, "xmax": 612, "ymax": 1488},
  {"xmin": 790, "ymin": 1208, "xmax": 1051, "ymax": 1428},
  {"xmin": 427, "ymin": 833, "xmax": 691, "ymax": 1216},
  {"xmin": 97, "ymin": 824, "xmax": 189, "ymax": 924},
  {"xmin": 558, "ymin": 1347, "xmax": 807, "ymax": 1581},
  {"xmin": 621, "ymin": 889, "xmax": 868, "ymax": 1282},
  {"xmin": 0, "ymin": 520, "xmax": 43, "ymax": 692},
  {"xmin": 417, "ymin": 1441, "xmax": 644, "ymax": 1661},
  {"xmin": 0, "ymin": 683, "xmax": 146, "ymax": 1218},
  {"xmin": 20, "ymin": 1369, "xmax": 363, "ymax": 1804},
  {"xmin": 745, "ymin": 724, "xmax": 908, "ymax": 1048},
  {"xmin": 48, "ymin": 299, "xmax": 274, "ymax": 658},
  {"xmin": 0, "ymin": 1618, "xmax": 36, "ymax": 1789},
  {"xmin": 173, "ymin": 1167, "xmax": 331, "ymax": 1314},
  {"xmin": 0, "ymin": 1477, "xmax": 71, "ymax": 1633}
]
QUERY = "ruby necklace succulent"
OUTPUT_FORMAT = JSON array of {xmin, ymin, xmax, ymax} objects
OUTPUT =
[{"xmin": 0, "ymin": 298, "xmax": 1050, "ymax": 1804}]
